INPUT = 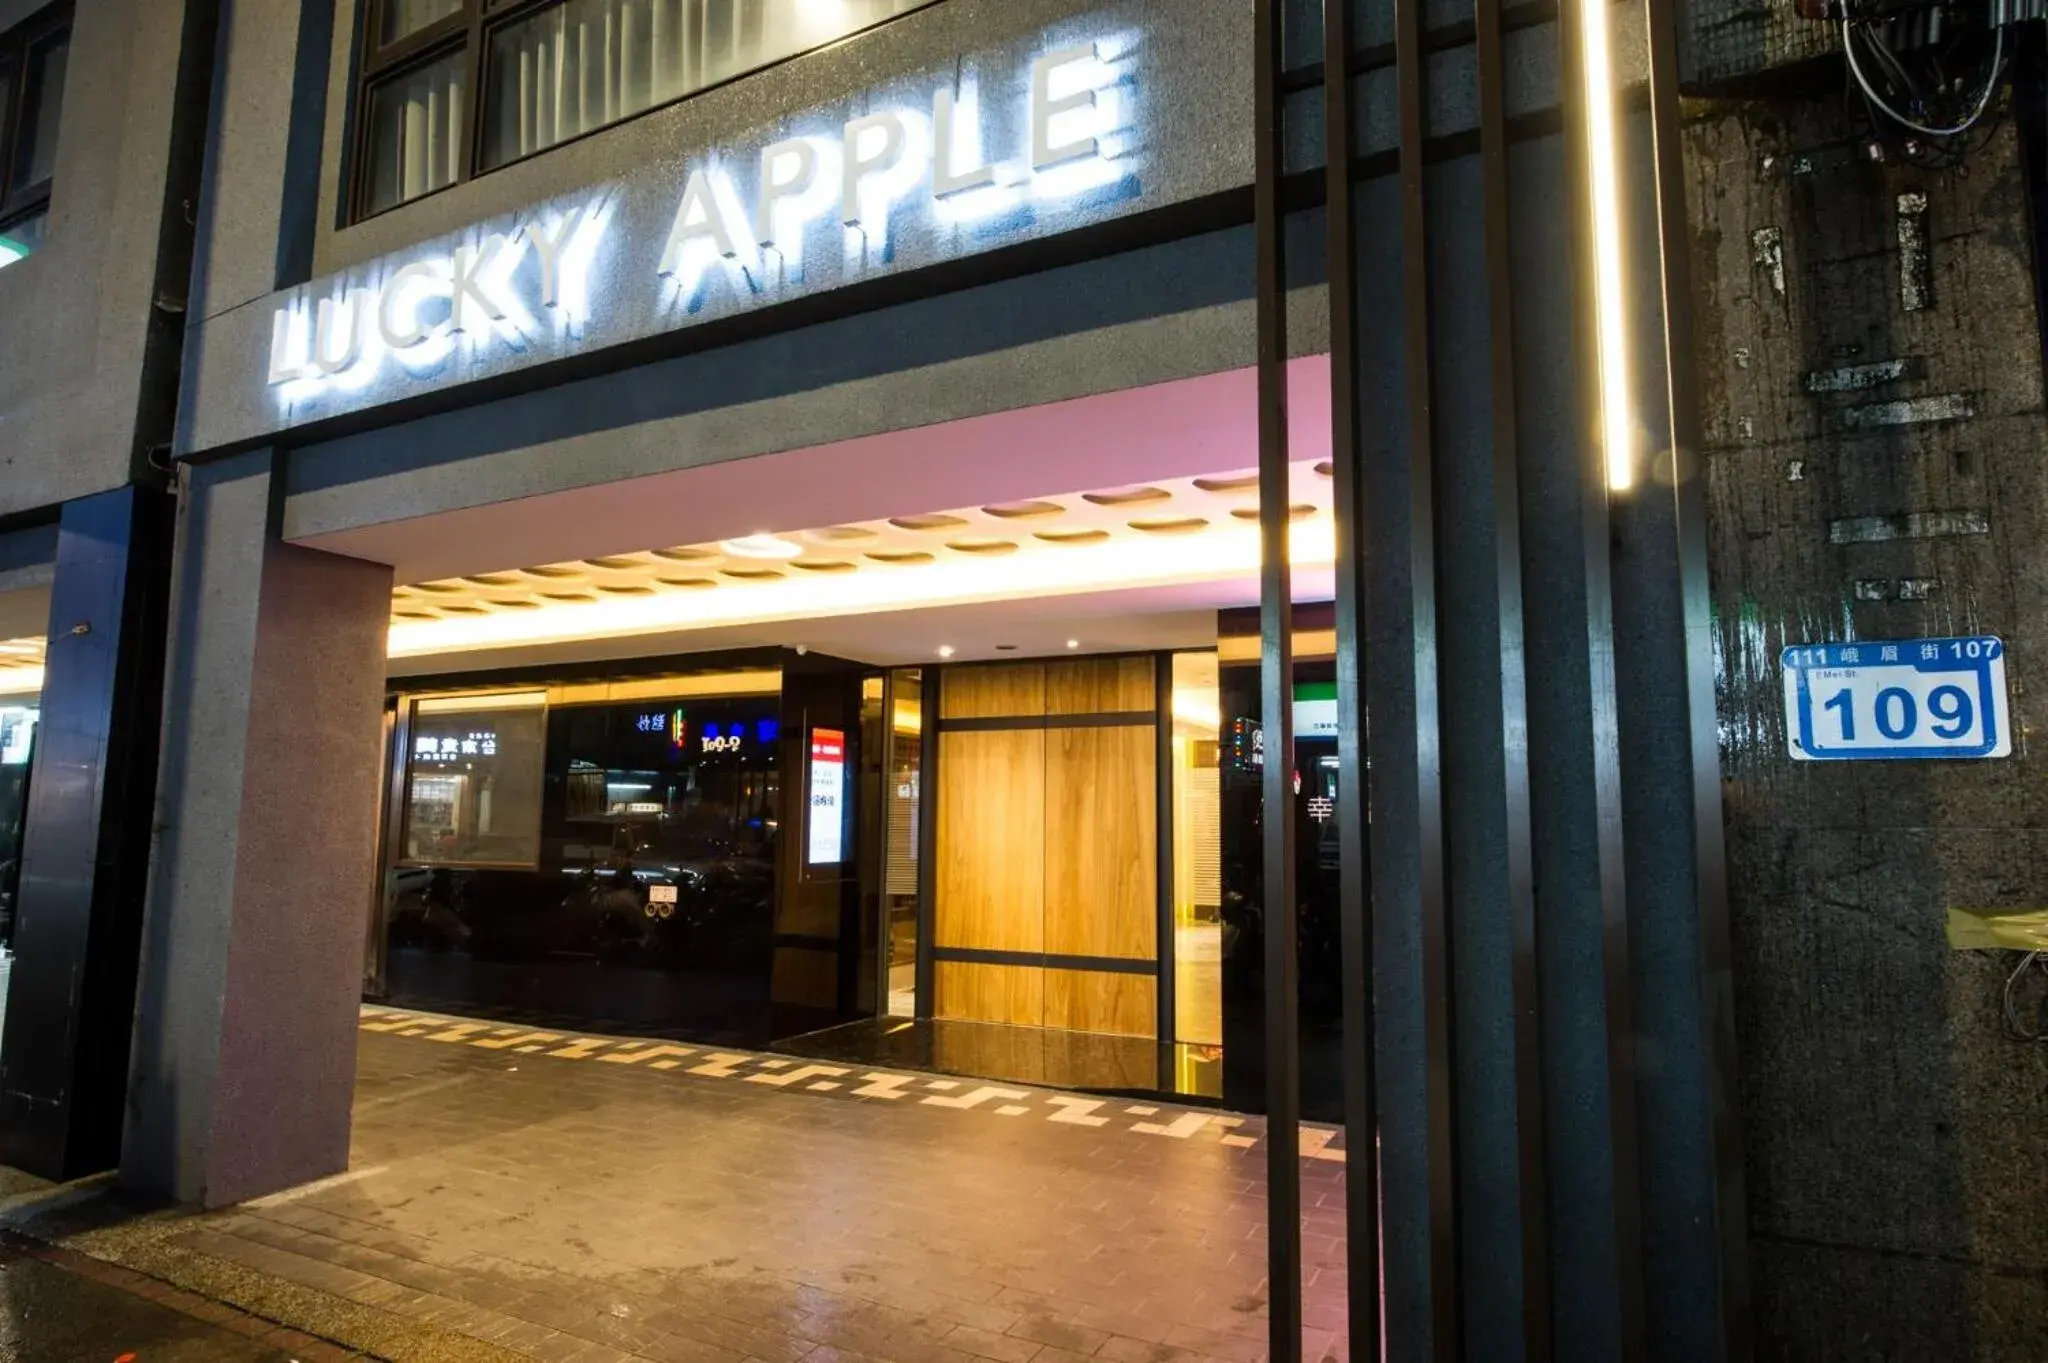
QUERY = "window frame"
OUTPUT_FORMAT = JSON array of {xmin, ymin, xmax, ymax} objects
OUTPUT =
[
  {"xmin": 347, "ymin": 0, "xmax": 941, "ymax": 224},
  {"xmin": 395, "ymin": 688, "xmax": 552, "ymax": 872},
  {"xmin": 0, "ymin": 2, "xmax": 72, "ymax": 242}
]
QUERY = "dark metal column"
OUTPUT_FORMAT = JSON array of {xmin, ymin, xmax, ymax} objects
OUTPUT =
[
  {"xmin": 1321, "ymin": 1, "xmax": 1381, "ymax": 1357},
  {"xmin": 0, "ymin": 485, "xmax": 174, "ymax": 1180},
  {"xmin": 1366, "ymin": 0, "xmax": 1460, "ymax": 1352},
  {"xmin": 1629, "ymin": 0, "xmax": 1753, "ymax": 1348},
  {"xmin": 1252, "ymin": 2, "xmax": 1301, "ymax": 1359},
  {"xmin": 1469, "ymin": 0, "xmax": 1551, "ymax": 1348},
  {"xmin": 1507, "ymin": 20, "xmax": 1649, "ymax": 1354}
]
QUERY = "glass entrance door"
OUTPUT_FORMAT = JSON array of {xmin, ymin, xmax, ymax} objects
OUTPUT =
[{"xmin": 880, "ymin": 669, "xmax": 922, "ymax": 1017}]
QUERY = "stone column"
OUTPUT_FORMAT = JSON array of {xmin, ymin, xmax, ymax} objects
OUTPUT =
[{"xmin": 123, "ymin": 449, "xmax": 391, "ymax": 1207}]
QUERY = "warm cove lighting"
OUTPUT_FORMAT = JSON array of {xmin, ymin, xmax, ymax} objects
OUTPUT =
[
  {"xmin": 389, "ymin": 518, "xmax": 1337, "ymax": 658},
  {"xmin": 1581, "ymin": 0, "xmax": 1635, "ymax": 492},
  {"xmin": 0, "ymin": 666, "xmax": 44, "ymax": 697}
]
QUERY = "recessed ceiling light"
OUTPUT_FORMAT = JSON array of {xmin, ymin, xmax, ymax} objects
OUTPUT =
[
  {"xmin": 995, "ymin": 644, "xmax": 1019, "ymax": 651},
  {"xmin": 720, "ymin": 533, "xmax": 803, "ymax": 560},
  {"xmin": 1066, "ymin": 638, "xmax": 1081, "ymax": 650},
  {"xmin": 937, "ymin": 645, "xmax": 956, "ymax": 659}
]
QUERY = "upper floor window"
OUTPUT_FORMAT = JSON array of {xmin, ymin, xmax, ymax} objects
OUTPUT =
[
  {"xmin": 0, "ymin": 4, "xmax": 69, "ymax": 271},
  {"xmin": 352, "ymin": 0, "xmax": 940, "ymax": 221}
]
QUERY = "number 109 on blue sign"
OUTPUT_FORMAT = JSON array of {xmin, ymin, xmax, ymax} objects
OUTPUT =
[{"xmin": 1781, "ymin": 636, "xmax": 2011, "ymax": 761}]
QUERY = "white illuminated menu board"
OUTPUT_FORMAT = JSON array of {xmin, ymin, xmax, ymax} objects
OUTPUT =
[{"xmin": 807, "ymin": 728, "xmax": 846, "ymax": 865}]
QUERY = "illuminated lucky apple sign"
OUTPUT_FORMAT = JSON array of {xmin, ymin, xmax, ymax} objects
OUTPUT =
[{"xmin": 266, "ymin": 37, "xmax": 1135, "ymax": 404}]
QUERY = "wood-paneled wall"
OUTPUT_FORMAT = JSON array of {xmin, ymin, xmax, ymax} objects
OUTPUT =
[
  {"xmin": 934, "ymin": 728, "xmax": 1044, "ymax": 953},
  {"xmin": 934, "ymin": 658, "xmax": 1159, "ymax": 1039},
  {"xmin": 1044, "ymin": 725, "xmax": 1156, "ymax": 958}
]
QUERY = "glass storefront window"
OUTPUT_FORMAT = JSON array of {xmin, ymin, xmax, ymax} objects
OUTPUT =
[
  {"xmin": 380, "ymin": 675, "xmax": 791, "ymax": 1038},
  {"xmin": 1170, "ymin": 652, "xmax": 1223, "ymax": 1047},
  {"xmin": 401, "ymin": 690, "xmax": 547, "ymax": 867},
  {"xmin": 0, "ymin": 700, "xmax": 38, "ymax": 953},
  {"xmin": 881, "ymin": 669, "xmax": 922, "ymax": 1016},
  {"xmin": 557, "ymin": 696, "xmax": 781, "ymax": 875}
]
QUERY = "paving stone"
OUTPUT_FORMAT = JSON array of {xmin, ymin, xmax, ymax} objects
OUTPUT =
[
  {"xmin": 1094, "ymin": 1338, "xmax": 1217, "ymax": 1363},
  {"xmin": 143, "ymin": 1019, "xmax": 1353, "ymax": 1359},
  {"xmin": 943, "ymin": 1321, "xmax": 1048, "ymax": 1362},
  {"xmin": 1007, "ymin": 1313, "xmax": 1113, "ymax": 1354}
]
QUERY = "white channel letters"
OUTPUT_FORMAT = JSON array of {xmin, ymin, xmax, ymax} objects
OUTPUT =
[{"xmin": 268, "ymin": 38, "xmax": 1133, "ymax": 404}]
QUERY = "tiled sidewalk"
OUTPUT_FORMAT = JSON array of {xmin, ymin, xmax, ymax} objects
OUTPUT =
[
  {"xmin": 36, "ymin": 1009, "xmax": 1353, "ymax": 1362},
  {"xmin": 0, "ymin": 1228, "xmax": 356, "ymax": 1360}
]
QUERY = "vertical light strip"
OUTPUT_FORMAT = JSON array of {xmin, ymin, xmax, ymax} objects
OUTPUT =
[{"xmin": 1581, "ymin": 0, "xmax": 1635, "ymax": 491}]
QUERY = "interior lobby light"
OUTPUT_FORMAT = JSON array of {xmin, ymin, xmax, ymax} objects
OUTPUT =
[
  {"xmin": 720, "ymin": 534, "xmax": 804, "ymax": 560},
  {"xmin": 1580, "ymin": 0, "xmax": 1636, "ymax": 492},
  {"xmin": 936, "ymin": 645, "xmax": 957, "ymax": 658},
  {"xmin": 1066, "ymin": 638, "xmax": 1081, "ymax": 650}
]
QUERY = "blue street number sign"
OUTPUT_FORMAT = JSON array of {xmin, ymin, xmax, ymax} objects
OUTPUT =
[{"xmin": 1781, "ymin": 636, "xmax": 2011, "ymax": 761}]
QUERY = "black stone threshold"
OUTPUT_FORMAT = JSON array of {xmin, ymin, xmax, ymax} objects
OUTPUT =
[{"xmin": 770, "ymin": 1015, "xmax": 1233, "ymax": 1108}]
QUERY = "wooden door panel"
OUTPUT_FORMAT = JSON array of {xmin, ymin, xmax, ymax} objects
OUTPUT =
[
  {"xmin": 1044, "ymin": 656, "xmax": 1155, "ymax": 715},
  {"xmin": 935, "ymin": 961, "xmax": 1043, "ymax": 1027},
  {"xmin": 1044, "ymin": 969, "xmax": 1155, "ymax": 1037},
  {"xmin": 935, "ymin": 728, "xmax": 1044, "ymax": 952},
  {"xmin": 1043, "ymin": 724, "xmax": 1157, "ymax": 960},
  {"xmin": 939, "ymin": 662, "xmax": 1045, "ymax": 719}
]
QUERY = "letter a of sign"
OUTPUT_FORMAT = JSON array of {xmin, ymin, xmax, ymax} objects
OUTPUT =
[{"xmin": 659, "ymin": 168, "xmax": 746, "ymax": 284}]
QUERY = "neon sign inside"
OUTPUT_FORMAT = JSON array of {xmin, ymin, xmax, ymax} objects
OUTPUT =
[{"xmin": 266, "ymin": 37, "xmax": 1135, "ymax": 404}]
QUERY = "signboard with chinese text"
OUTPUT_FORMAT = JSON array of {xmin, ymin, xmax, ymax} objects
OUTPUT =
[{"xmin": 414, "ymin": 729, "xmax": 499, "ymax": 763}]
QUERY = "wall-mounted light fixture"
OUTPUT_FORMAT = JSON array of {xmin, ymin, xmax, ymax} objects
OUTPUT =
[{"xmin": 1580, "ymin": 0, "xmax": 1635, "ymax": 492}]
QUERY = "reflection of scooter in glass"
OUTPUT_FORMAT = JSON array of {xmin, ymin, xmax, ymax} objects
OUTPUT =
[
  {"xmin": 552, "ymin": 826, "xmax": 658, "ymax": 961},
  {"xmin": 386, "ymin": 868, "xmax": 470, "ymax": 951}
]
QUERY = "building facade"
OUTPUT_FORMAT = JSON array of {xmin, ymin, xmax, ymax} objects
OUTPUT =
[
  {"xmin": 0, "ymin": 0, "xmax": 212, "ymax": 1183},
  {"xmin": 0, "ymin": 0, "xmax": 2039, "ymax": 1358}
]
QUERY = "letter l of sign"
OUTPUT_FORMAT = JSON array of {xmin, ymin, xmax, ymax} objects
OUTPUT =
[
  {"xmin": 268, "ymin": 307, "xmax": 309, "ymax": 384},
  {"xmin": 450, "ymin": 234, "xmax": 511, "ymax": 333},
  {"xmin": 932, "ymin": 86, "xmax": 997, "ymax": 197}
]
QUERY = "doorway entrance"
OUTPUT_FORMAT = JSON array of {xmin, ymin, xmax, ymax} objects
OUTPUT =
[{"xmin": 931, "ymin": 656, "xmax": 1161, "ymax": 1039}]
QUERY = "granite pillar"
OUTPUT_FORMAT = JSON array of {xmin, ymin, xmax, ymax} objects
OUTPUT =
[{"xmin": 123, "ymin": 448, "xmax": 391, "ymax": 1207}]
